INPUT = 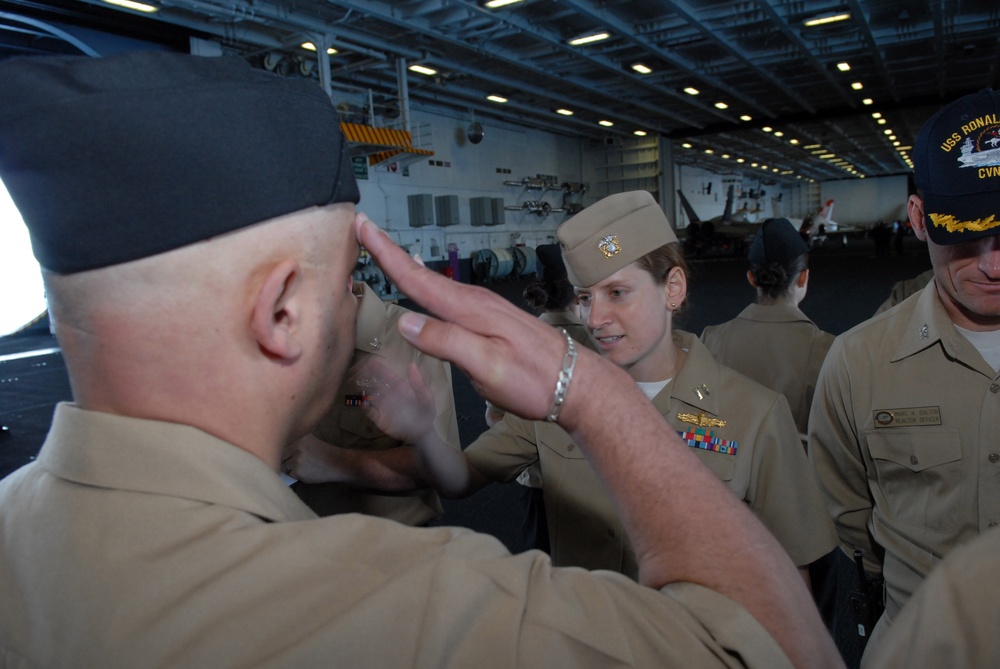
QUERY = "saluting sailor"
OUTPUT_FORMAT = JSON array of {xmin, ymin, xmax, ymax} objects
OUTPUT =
[{"xmin": 349, "ymin": 190, "xmax": 836, "ymax": 583}]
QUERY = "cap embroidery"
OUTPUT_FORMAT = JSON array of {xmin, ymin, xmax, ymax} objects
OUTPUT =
[
  {"xmin": 598, "ymin": 235, "xmax": 620, "ymax": 258},
  {"xmin": 928, "ymin": 212, "xmax": 1000, "ymax": 234}
]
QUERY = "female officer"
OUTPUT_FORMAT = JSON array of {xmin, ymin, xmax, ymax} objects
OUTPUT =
[
  {"xmin": 701, "ymin": 217, "xmax": 835, "ymax": 437},
  {"xmin": 326, "ymin": 192, "xmax": 835, "ymax": 584}
]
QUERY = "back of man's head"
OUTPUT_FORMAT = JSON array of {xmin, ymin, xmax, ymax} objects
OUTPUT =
[{"xmin": 0, "ymin": 52, "xmax": 363, "ymax": 445}]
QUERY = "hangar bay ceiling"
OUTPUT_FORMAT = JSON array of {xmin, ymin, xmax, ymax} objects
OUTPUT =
[{"xmin": 1, "ymin": 0, "xmax": 998, "ymax": 185}]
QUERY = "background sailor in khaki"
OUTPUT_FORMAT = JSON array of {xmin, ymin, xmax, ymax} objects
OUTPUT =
[
  {"xmin": 0, "ymin": 51, "xmax": 845, "ymax": 669},
  {"xmin": 701, "ymin": 217, "xmax": 835, "ymax": 438},
  {"xmin": 285, "ymin": 280, "xmax": 460, "ymax": 526},
  {"xmin": 809, "ymin": 88, "xmax": 1000, "ymax": 664}
]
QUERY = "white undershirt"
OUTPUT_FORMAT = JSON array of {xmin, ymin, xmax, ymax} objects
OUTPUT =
[
  {"xmin": 636, "ymin": 378, "xmax": 672, "ymax": 400},
  {"xmin": 954, "ymin": 324, "xmax": 1000, "ymax": 373}
]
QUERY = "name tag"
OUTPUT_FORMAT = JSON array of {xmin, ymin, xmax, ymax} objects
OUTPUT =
[{"xmin": 872, "ymin": 406, "xmax": 942, "ymax": 428}]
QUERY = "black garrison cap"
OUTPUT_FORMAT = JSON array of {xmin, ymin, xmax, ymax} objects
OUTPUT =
[
  {"xmin": 0, "ymin": 50, "xmax": 360, "ymax": 274},
  {"xmin": 747, "ymin": 218, "xmax": 809, "ymax": 267}
]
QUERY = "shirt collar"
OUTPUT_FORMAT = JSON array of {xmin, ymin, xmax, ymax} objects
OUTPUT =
[
  {"xmin": 354, "ymin": 282, "xmax": 390, "ymax": 357},
  {"xmin": 38, "ymin": 403, "xmax": 316, "ymax": 523},
  {"xmin": 652, "ymin": 330, "xmax": 720, "ymax": 416},
  {"xmin": 737, "ymin": 302, "xmax": 815, "ymax": 325},
  {"xmin": 890, "ymin": 280, "xmax": 995, "ymax": 377}
]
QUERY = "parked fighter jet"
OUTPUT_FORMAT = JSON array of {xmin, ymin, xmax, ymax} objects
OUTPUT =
[{"xmin": 676, "ymin": 185, "xmax": 757, "ymax": 256}]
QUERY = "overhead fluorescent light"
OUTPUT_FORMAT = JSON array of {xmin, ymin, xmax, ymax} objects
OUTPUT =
[
  {"xmin": 634, "ymin": 130, "xmax": 648, "ymax": 137},
  {"xmin": 301, "ymin": 42, "xmax": 338, "ymax": 55},
  {"xmin": 862, "ymin": 98, "xmax": 874, "ymax": 105},
  {"xmin": 789, "ymin": 138, "xmax": 799, "ymax": 145},
  {"xmin": 681, "ymin": 143, "xmax": 693, "ymax": 149},
  {"xmin": 774, "ymin": 131, "xmax": 784, "ymax": 137},
  {"xmin": 409, "ymin": 64, "xmax": 437, "ymax": 76},
  {"xmin": 736, "ymin": 158, "xmax": 745, "ymax": 163},
  {"xmin": 598, "ymin": 120, "xmax": 614, "ymax": 127},
  {"xmin": 568, "ymin": 32, "xmax": 610, "ymax": 46},
  {"xmin": 683, "ymin": 87, "xmax": 700, "ymax": 96},
  {"xmin": 877, "ymin": 118, "xmax": 887, "ymax": 124},
  {"xmin": 714, "ymin": 101, "xmax": 728, "ymax": 110},
  {"xmin": 487, "ymin": 95, "xmax": 508, "ymax": 103},
  {"xmin": 556, "ymin": 108, "xmax": 574, "ymax": 116},
  {"xmin": 485, "ymin": 0, "xmax": 524, "ymax": 7},
  {"xmin": 103, "ymin": 0, "xmax": 159, "ymax": 11},
  {"xmin": 704, "ymin": 149, "xmax": 714, "ymax": 154},
  {"xmin": 762, "ymin": 126, "xmax": 773, "ymax": 132},
  {"xmin": 804, "ymin": 12, "xmax": 850, "ymax": 27},
  {"xmin": 631, "ymin": 63, "xmax": 652, "ymax": 74},
  {"xmin": 871, "ymin": 112, "xmax": 882, "ymax": 119},
  {"xmin": 851, "ymin": 82, "xmax": 863, "ymax": 90},
  {"xmin": 819, "ymin": 153, "xmax": 836, "ymax": 159},
  {"xmin": 740, "ymin": 114, "xmax": 752, "ymax": 122},
  {"xmin": 837, "ymin": 62, "xmax": 851, "ymax": 71},
  {"xmin": 803, "ymin": 144, "xmax": 822, "ymax": 149}
]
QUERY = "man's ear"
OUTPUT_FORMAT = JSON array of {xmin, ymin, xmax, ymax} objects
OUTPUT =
[
  {"xmin": 908, "ymin": 195, "xmax": 929, "ymax": 241},
  {"xmin": 746, "ymin": 270, "xmax": 758, "ymax": 288},
  {"xmin": 251, "ymin": 258, "xmax": 304, "ymax": 362}
]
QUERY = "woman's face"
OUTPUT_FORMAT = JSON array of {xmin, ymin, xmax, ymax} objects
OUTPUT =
[{"xmin": 575, "ymin": 261, "xmax": 685, "ymax": 382}]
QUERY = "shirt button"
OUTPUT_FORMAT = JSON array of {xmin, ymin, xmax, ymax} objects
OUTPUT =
[
  {"xmin": 607, "ymin": 529, "xmax": 616, "ymax": 539},
  {"xmin": 991, "ymin": 383, "xmax": 1000, "ymax": 393},
  {"xmin": 566, "ymin": 443, "xmax": 575, "ymax": 452},
  {"xmin": 990, "ymin": 521, "xmax": 999, "ymax": 528},
  {"xmin": 910, "ymin": 455, "xmax": 919, "ymax": 466},
  {"xmin": 991, "ymin": 454, "xmax": 1000, "ymax": 464}
]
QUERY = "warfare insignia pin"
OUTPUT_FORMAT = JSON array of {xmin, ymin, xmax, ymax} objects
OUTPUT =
[
  {"xmin": 677, "ymin": 411, "xmax": 727, "ymax": 428},
  {"xmin": 598, "ymin": 235, "xmax": 621, "ymax": 258},
  {"xmin": 369, "ymin": 337, "xmax": 383, "ymax": 351}
]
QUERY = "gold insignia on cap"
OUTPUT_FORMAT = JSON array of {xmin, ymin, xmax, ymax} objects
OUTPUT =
[
  {"xmin": 677, "ymin": 411, "xmax": 727, "ymax": 428},
  {"xmin": 598, "ymin": 235, "xmax": 621, "ymax": 258}
]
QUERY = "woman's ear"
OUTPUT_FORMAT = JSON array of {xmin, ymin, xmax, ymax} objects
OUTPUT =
[
  {"xmin": 665, "ymin": 265, "xmax": 688, "ymax": 309},
  {"xmin": 796, "ymin": 268, "xmax": 810, "ymax": 288},
  {"xmin": 251, "ymin": 258, "xmax": 304, "ymax": 362}
]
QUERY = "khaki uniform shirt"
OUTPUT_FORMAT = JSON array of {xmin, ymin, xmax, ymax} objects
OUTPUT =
[
  {"xmin": 809, "ymin": 281, "xmax": 1000, "ymax": 620},
  {"xmin": 0, "ymin": 404, "xmax": 793, "ymax": 668},
  {"xmin": 293, "ymin": 283, "xmax": 460, "ymax": 525},
  {"xmin": 865, "ymin": 526, "xmax": 1000, "ymax": 669},
  {"xmin": 701, "ymin": 303, "xmax": 835, "ymax": 435},
  {"xmin": 466, "ymin": 331, "xmax": 837, "ymax": 579}
]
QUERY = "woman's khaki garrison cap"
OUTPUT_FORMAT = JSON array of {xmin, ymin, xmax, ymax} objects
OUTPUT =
[{"xmin": 557, "ymin": 190, "xmax": 677, "ymax": 288}]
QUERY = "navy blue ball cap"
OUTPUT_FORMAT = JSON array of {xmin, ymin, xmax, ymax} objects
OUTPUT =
[
  {"xmin": 913, "ymin": 88, "xmax": 1000, "ymax": 246},
  {"xmin": 747, "ymin": 218, "xmax": 808, "ymax": 267},
  {"xmin": 0, "ymin": 50, "xmax": 360, "ymax": 274}
]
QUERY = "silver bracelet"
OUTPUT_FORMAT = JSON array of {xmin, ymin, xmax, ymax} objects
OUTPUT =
[{"xmin": 546, "ymin": 328, "xmax": 578, "ymax": 422}]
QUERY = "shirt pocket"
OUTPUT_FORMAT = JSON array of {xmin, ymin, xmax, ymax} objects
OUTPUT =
[
  {"xmin": 866, "ymin": 428, "xmax": 963, "ymax": 533},
  {"xmin": 695, "ymin": 449, "xmax": 736, "ymax": 483}
]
